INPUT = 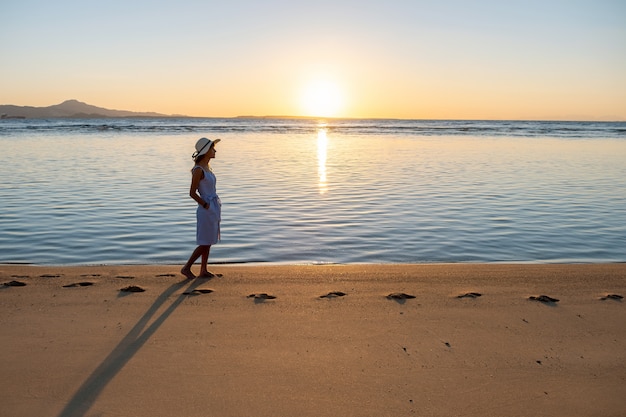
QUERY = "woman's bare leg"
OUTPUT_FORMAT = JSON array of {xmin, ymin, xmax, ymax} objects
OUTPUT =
[
  {"xmin": 181, "ymin": 245, "xmax": 210, "ymax": 279},
  {"xmin": 199, "ymin": 246, "xmax": 212, "ymax": 277}
]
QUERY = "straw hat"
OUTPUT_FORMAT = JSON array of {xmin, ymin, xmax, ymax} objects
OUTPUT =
[{"xmin": 192, "ymin": 137, "xmax": 220, "ymax": 160}]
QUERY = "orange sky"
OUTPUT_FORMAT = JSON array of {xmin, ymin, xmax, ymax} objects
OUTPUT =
[{"xmin": 1, "ymin": 1, "xmax": 625, "ymax": 120}]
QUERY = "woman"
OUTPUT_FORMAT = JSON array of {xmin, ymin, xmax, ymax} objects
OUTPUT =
[{"xmin": 181, "ymin": 137, "xmax": 221, "ymax": 279}]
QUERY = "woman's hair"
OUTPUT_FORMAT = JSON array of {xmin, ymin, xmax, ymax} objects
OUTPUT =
[{"xmin": 194, "ymin": 152, "xmax": 208, "ymax": 164}]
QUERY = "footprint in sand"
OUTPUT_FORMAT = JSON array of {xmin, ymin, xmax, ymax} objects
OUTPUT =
[
  {"xmin": 3, "ymin": 280, "xmax": 27, "ymax": 287},
  {"xmin": 529, "ymin": 295, "xmax": 559, "ymax": 303},
  {"xmin": 199, "ymin": 272, "xmax": 223, "ymax": 278},
  {"xmin": 156, "ymin": 274, "xmax": 176, "ymax": 277},
  {"xmin": 40, "ymin": 274, "xmax": 61, "ymax": 278},
  {"xmin": 457, "ymin": 292, "xmax": 482, "ymax": 299},
  {"xmin": 247, "ymin": 293, "xmax": 276, "ymax": 300},
  {"xmin": 319, "ymin": 291, "xmax": 347, "ymax": 298},
  {"xmin": 600, "ymin": 294, "xmax": 623, "ymax": 301},
  {"xmin": 183, "ymin": 289, "xmax": 214, "ymax": 295},
  {"xmin": 80, "ymin": 274, "xmax": 101, "ymax": 277},
  {"xmin": 11, "ymin": 275, "xmax": 29, "ymax": 279},
  {"xmin": 63, "ymin": 282, "xmax": 94, "ymax": 288},
  {"xmin": 116, "ymin": 275, "xmax": 135, "ymax": 280},
  {"xmin": 120, "ymin": 285, "xmax": 145, "ymax": 293},
  {"xmin": 387, "ymin": 292, "xmax": 416, "ymax": 300}
]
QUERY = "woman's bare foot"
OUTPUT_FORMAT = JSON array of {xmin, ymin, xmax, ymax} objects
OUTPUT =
[
  {"xmin": 181, "ymin": 267, "xmax": 196, "ymax": 279},
  {"xmin": 198, "ymin": 271, "xmax": 215, "ymax": 278}
]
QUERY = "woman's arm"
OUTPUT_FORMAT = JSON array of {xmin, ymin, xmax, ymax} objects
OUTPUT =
[{"xmin": 189, "ymin": 167, "xmax": 209, "ymax": 208}]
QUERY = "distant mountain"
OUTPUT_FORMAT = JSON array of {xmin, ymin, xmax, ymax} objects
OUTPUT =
[{"xmin": 0, "ymin": 99, "xmax": 182, "ymax": 119}]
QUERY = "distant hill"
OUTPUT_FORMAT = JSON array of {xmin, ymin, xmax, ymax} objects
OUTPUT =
[{"xmin": 0, "ymin": 99, "xmax": 182, "ymax": 119}]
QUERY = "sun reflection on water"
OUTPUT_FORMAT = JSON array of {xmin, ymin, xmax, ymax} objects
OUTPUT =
[{"xmin": 317, "ymin": 125, "xmax": 328, "ymax": 194}]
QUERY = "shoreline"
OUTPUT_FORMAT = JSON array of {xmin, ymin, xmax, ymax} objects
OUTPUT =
[
  {"xmin": 3, "ymin": 260, "xmax": 625, "ymax": 266},
  {"xmin": 2, "ymin": 263, "xmax": 625, "ymax": 417}
]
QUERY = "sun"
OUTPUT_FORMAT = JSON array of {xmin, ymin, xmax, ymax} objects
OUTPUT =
[{"xmin": 300, "ymin": 79, "xmax": 345, "ymax": 118}]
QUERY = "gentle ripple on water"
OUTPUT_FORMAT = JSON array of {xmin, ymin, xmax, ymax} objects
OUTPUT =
[{"xmin": 0, "ymin": 121, "xmax": 625, "ymax": 265}]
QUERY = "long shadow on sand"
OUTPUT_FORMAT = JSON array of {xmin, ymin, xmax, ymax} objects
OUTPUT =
[{"xmin": 56, "ymin": 278, "xmax": 208, "ymax": 417}]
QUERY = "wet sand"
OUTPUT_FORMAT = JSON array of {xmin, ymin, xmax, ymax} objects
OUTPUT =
[{"xmin": 1, "ymin": 263, "xmax": 625, "ymax": 417}]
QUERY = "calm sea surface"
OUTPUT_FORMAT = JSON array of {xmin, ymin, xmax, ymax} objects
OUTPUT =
[{"xmin": 1, "ymin": 118, "xmax": 625, "ymax": 265}]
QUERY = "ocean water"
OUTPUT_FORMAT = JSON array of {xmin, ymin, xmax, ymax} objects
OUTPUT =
[{"xmin": 0, "ymin": 118, "xmax": 625, "ymax": 265}]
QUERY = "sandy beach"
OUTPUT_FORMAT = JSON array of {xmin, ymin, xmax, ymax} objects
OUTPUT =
[{"xmin": 1, "ymin": 263, "xmax": 625, "ymax": 417}]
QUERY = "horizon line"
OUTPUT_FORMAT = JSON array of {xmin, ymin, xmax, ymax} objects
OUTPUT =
[{"xmin": 1, "ymin": 100, "xmax": 623, "ymax": 123}]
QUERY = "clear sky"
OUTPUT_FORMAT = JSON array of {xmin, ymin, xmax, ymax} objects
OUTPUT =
[{"xmin": 1, "ymin": 0, "xmax": 625, "ymax": 120}]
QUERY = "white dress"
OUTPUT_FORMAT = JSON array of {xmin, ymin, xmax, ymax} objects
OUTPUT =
[{"xmin": 193, "ymin": 165, "xmax": 221, "ymax": 245}]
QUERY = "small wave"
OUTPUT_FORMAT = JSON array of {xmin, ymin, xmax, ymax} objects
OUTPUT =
[{"xmin": 1, "ymin": 118, "xmax": 624, "ymax": 139}]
